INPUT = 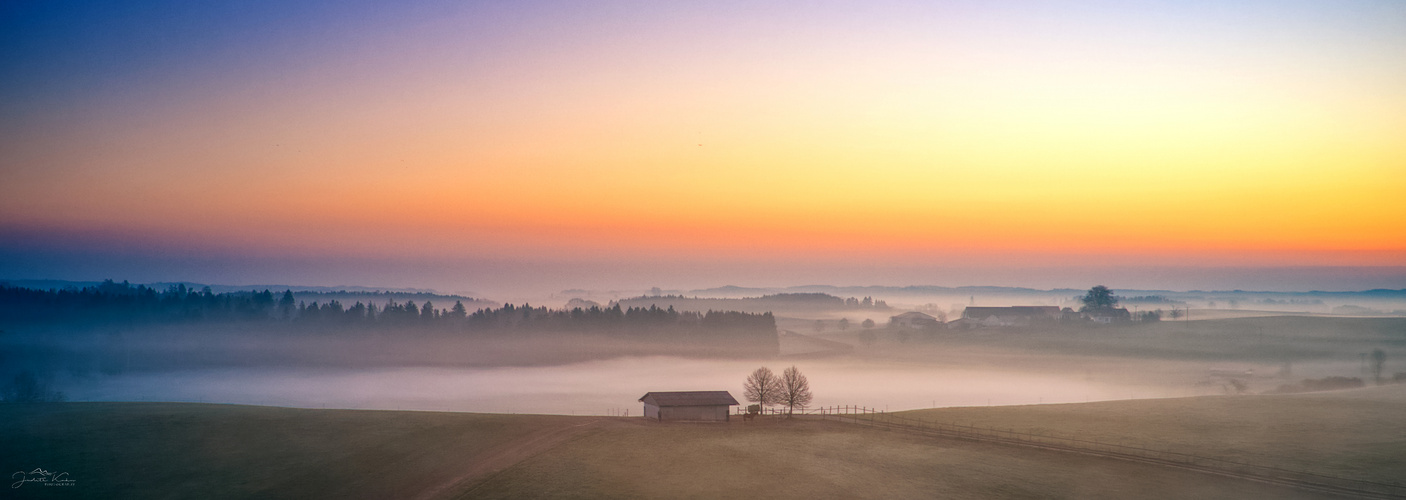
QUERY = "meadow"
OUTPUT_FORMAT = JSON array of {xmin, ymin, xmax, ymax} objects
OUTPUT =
[
  {"xmin": 6, "ymin": 314, "xmax": 1405, "ymax": 498},
  {"xmin": 8, "ymin": 384, "xmax": 1405, "ymax": 499},
  {"xmin": 1, "ymin": 403, "xmax": 590, "ymax": 499},
  {"xmin": 823, "ymin": 316, "xmax": 1406, "ymax": 364},
  {"xmin": 811, "ymin": 316, "xmax": 1406, "ymax": 393},
  {"xmin": 896, "ymin": 384, "xmax": 1406, "ymax": 485}
]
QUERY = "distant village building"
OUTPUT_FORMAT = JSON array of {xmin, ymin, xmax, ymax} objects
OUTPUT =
[
  {"xmin": 638, "ymin": 391, "xmax": 739, "ymax": 422},
  {"xmin": 1085, "ymin": 308, "xmax": 1132, "ymax": 324},
  {"xmin": 959, "ymin": 306, "xmax": 1061, "ymax": 328},
  {"xmin": 889, "ymin": 311, "xmax": 940, "ymax": 329}
]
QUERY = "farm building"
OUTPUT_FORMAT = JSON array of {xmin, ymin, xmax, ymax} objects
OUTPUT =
[
  {"xmin": 1086, "ymin": 308, "xmax": 1132, "ymax": 323},
  {"xmin": 638, "ymin": 391, "xmax": 739, "ymax": 422},
  {"xmin": 960, "ymin": 306, "xmax": 1061, "ymax": 327},
  {"xmin": 889, "ymin": 311, "xmax": 940, "ymax": 329}
]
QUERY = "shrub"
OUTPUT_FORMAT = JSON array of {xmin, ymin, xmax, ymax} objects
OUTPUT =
[{"xmin": 1266, "ymin": 376, "xmax": 1364, "ymax": 394}]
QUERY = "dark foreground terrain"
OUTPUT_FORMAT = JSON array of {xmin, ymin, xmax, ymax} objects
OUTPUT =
[{"xmin": 7, "ymin": 385, "xmax": 1405, "ymax": 499}]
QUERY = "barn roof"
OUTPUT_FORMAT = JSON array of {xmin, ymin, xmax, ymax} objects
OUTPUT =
[
  {"xmin": 639, "ymin": 391, "xmax": 739, "ymax": 407},
  {"xmin": 962, "ymin": 306, "xmax": 1060, "ymax": 318},
  {"xmin": 891, "ymin": 311, "xmax": 937, "ymax": 320}
]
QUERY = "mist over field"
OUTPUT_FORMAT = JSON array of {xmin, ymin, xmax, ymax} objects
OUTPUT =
[
  {"xmin": 4, "ymin": 280, "xmax": 1403, "ymax": 416},
  {"xmin": 4, "ymin": 280, "xmax": 1405, "ymax": 499},
  {"xmin": 4, "ymin": 0, "xmax": 1405, "ymax": 497}
]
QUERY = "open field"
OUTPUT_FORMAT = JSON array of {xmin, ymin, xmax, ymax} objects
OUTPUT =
[
  {"xmin": 894, "ymin": 384, "xmax": 1406, "ymax": 486},
  {"xmin": 5, "ymin": 313, "xmax": 1403, "ymax": 499},
  {"xmin": 11, "ymin": 387, "xmax": 1406, "ymax": 499},
  {"xmin": 824, "ymin": 316, "xmax": 1406, "ymax": 364},
  {"xmin": 465, "ymin": 416, "xmax": 1326, "ymax": 500},
  {"xmin": 0, "ymin": 403, "xmax": 597, "ymax": 500},
  {"xmin": 809, "ymin": 316, "xmax": 1406, "ymax": 392}
]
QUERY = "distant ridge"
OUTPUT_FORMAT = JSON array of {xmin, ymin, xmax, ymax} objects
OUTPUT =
[
  {"xmin": 0, "ymin": 279, "xmax": 468, "ymax": 297},
  {"xmin": 683, "ymin": 284, "xmax": 1406, "ymax": 298},
  {"xmin": 688, "ymin": 285, "xmax": 1084, "ymax": 297}
]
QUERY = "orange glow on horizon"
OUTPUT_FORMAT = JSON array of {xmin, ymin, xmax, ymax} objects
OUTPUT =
[{"xmin": 2, "ymin": 2, "xmax": 1403, "ymax": 275}]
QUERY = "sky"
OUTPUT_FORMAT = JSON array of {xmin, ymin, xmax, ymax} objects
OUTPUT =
[{"xmin": 2, "ymin": 0, "xmax": 1404, "ymax": 296}]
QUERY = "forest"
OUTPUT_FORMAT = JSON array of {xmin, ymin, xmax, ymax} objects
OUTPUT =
[
  {"xmin": 0, "ymin": 281, "xmax": 777, "ymax": 346},
  {"xmin": 612, "ymin": 292, "xmax": 891, "ymax": 315}
]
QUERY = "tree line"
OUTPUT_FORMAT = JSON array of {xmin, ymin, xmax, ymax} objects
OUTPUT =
[
  {"xmin": 0, "ymin": 281, "xmax": 777, "ymax": 343},
  {"xmin": 0, "ymin": 281, "xmax": 283, "ymax": 323}
]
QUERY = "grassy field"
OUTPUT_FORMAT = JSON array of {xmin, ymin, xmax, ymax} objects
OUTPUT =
[
  {"xmin": 464, "ymin": 417, "xmax": 1326, "ymax": 500},
  {"xmin": 895, "ymin": 384, "xmax": 1406, "ymax": 485},
  {"xmin": 0, "ymin": 403, "xmax": 591, "ymax": 499},
  {"xmin": 11, "ymin": 390, "xmax": 1402, "ymax": 499},
  {"xmin": 811, "ymin": 317, "xmax": 1406, "ymax": 391},
  {"xmin": 8, "ymin": 315, "xmax": 1400, "ymax": 498},
  {"xmin": 835, "ymin": 316, "xmax": 1406, "ymax": 363}
]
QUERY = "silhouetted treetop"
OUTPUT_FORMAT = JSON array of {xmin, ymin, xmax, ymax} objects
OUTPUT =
[{"xmin": 1080, "ymin": 285, "xmax": 1119, "ymax": 312}]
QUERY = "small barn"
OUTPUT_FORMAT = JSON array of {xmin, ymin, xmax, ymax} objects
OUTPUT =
[
  {"xmin": 961, "ymin": 306, "xmax": 1061, "ymax": 327},
  {"xmin": 890, "ymin": 311, "xmax": 940, "ymax": 329},
  {"xmin": 638, "ymin": 391, "xmax": 739, "ymax": 422},
  {"xmin": 1086, "ymin": 307, "xmax": 1132, "ymax": 324}
]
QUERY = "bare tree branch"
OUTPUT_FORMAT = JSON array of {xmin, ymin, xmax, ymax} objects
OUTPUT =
[
  {"xmin": 779, "ymin": 365, "xmax": 813, "ymax": 415},
  {"xmin": 744, "ymin": 367, "xmax": 783, "ymax": 410}
]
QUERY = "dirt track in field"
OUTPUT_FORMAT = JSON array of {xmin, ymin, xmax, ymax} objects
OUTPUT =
[{"xmin": 416, "ymin": 417, "xmax": 630, "ymax": 500}]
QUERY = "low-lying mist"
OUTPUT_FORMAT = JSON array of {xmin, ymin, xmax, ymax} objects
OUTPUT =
[
  {"xmin": 3, "ymin": 282, "xmax": 1402, "ymax": 415},
  {"xmin": 52, "ymin": 357, "xmax": 1182, "ymax": 415},
  {"xmin": 13, "ymin": 327, "xmax": 1384, "ymax": 415}
]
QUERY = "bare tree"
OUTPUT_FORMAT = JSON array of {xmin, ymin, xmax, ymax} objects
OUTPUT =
[
  {"xmin": 778, "ymin": 365, "xmax": 813, "ymax": 416},
  {"xmin": 744, "ymin": 367, "xmax": 782, "ymax": 412},
  {"xmin": 1372, "ymin": 348, "xmax": 1386, "ymax": 384}
]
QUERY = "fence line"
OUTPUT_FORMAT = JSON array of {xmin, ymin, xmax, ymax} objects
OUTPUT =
[{"xmin": 738, "ymin": 405, "xmax": 1406, "ymax": 499}]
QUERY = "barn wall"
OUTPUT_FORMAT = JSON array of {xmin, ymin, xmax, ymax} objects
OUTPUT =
[
  {"xmin": 659, "ymin": 405, "xmax": 730, "ymax": 421},
  {"xmin": 643, "ymin": 403, "xmax": 660, "ymax": 420}
]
